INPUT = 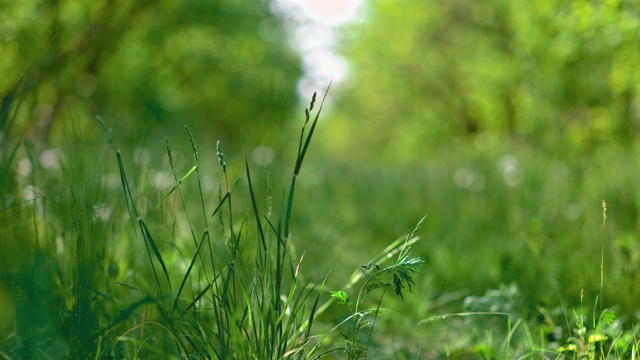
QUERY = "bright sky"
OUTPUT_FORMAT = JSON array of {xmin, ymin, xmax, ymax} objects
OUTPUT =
[
  {"xmin": 271, "ymin": 0, "xmax": 366, "ymax": 98},
  {"xmin": 296, "ymin": 0, "xmax": 364, "ymax": 26}
]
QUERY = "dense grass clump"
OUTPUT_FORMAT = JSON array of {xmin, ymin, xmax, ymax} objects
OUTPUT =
[{"xmin": 92, "ymin": 102, "xmax": 331, "ymax": 358}]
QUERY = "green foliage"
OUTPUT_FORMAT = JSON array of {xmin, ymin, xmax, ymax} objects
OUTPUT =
[
  {"xmin": 5, "ymin": 0, "xmax": 640, "ymax": 357},
  {"xmin": 0, "ymin": 90, "xmax": 335, "ymax": 358},
  {"xmin": 321, "ymin": 218, "xmax": 425, "ymax": 360},
  {"xmin": 330, "ymin": 0, "xmax": 640, "ymax": 161},
  {"xmin": 0, "ymin": 0, "xmax": 301, "ymax": 147},
  {"xmin": 0, "ymin": 134, "xmax": 118, "ymax": 358},
  {"xmin": 94, "ymin": 91, "xmax": 331, "ymax": 358},
  {"xmin": 545, "ymin": 305, "xmax": 639, "ymax": 359},
  {"xmin": 330, "ymin": 290, "xmax": 352, "ymax": 307}
]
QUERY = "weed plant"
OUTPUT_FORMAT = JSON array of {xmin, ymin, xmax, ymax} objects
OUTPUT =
[
  {"xmin": 411, "ymin": 198, "xmax": 640, "ymax": 358},
  {"xmin": 322, "ymin": 216, "xmax": 425, "ymax": 359}
]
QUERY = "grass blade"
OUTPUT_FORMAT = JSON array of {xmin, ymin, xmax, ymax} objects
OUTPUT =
[
  {"xmin": 284, "ymin": 82, "xmax": 332, "ymax": 240},
  {"xmin": 147, "ymin": 165, "xmax": 197, "ymax": 216},
  {"xmin": 243, "ymin": 135, "xmax": 267, "ymax": 252},
  {"xmin": 172, "ymin": 229, "xmax": 209, "ymax": 312},
  {"xmin": 138, "ymin": 218, "xmax": 172, "ymax": 295}
]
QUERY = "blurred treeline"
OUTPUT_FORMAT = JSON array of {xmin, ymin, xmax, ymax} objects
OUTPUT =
[
  {"xmin": 328, "ymin": 0, "xmax": 639, "ymax": 161},
  {"xmin": 0, "ymin": 0, "xmax": 301, "ymax": 149}
]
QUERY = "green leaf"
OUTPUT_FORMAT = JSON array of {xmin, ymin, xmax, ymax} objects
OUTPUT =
[{"xmin": 330, "ymin": 290, "xmax": 352, "ymax": 307}]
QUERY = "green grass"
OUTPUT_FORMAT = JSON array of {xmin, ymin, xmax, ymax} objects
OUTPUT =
[
  {"xmin": 323, "ymin": 216, "xmax": 425, "ymax": 359},
  {"xmin": 93, "ymin": 89, "xmax": 336, "ymax": 358},
  {"xmin": 2, "ymin": 88, "xmax": 640, "ymax": 358},
  {"xmin": 0, "ymin": 88, "xmax": 430, "ymax": 359}
]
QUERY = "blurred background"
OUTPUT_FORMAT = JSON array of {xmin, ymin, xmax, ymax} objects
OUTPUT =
[{"xmin": 3, "ymin": 0, "xmax": 640, "ymax": 357}]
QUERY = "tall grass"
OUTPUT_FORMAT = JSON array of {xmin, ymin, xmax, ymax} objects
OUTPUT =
[
  {"xmin": 0, "ymin": 135, "xmax": 117, "ymax": 358},
  {"xmin": 90, "ymin": 87, "xmax": 338, "ymax": 358},
  {"xmin": 6, "ymin": 81, "xmax": 640, "ymax": 358},
  {"xmin": 0, "ymin": 84, "xmax": 430, "ymax": 358}
]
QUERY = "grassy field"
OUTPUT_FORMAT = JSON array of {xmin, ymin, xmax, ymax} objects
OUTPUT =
[{"xmin": 2, "ymin": 90, "xmax": 640, "ymax": 359}]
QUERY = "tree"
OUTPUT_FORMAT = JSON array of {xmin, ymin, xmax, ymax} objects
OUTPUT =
[
  {"xmin": 0, "ymin": 0, "xmax": 301, "ymax": 147},
  {"xmin": 330, "ymin": 0, "xmax": 640, "ymax": 162}
]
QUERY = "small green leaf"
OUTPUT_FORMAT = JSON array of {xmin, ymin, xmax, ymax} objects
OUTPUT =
[{"xmin": 330, "ymin": 290, "xmax": 352, "ymax": 307}]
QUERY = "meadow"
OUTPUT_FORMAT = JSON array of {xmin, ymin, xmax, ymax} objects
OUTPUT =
[
  {"xmin": 3, "ymin": 0, "xmax": 640, "ymax": 358},
  {"xmin": 2, "ymin": 85, "xmax": 640, "ymax": 359}
]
